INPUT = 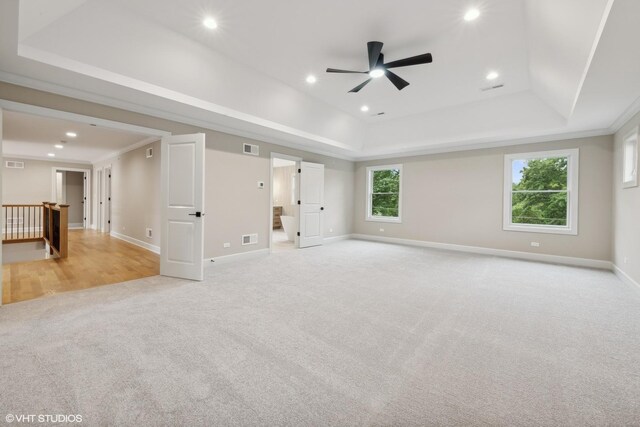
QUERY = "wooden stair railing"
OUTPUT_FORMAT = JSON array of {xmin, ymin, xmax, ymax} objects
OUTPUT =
[{"xmin": 2, "ymin": 202, "xmax": 69, "ymax": 258}]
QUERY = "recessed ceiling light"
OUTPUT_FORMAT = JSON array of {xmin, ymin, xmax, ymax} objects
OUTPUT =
[
  {"xmin": 306, "ymin": 75, "xmax": 317, "ymax": 84},
  {"xmin": 203, "ymin": 17, "xmax": 218, "ymax": 29},
  {"xmin": 369, "ymin": 68, "xmax": 385, "ymax": 79},
  {"xmin": 47, "ymin": 153, "xmax": 56, "ymax": 157},
  {"xmin": 464, "ymin": 8, "xmax": 480, "ymax": 21},
  {"xmin": 66, "ymin": 132, "xmax": 77, "ymax": 138},
  {"xmin": 486, "ymin": 71, "xmax": 499, "ymax": 80},
  {"xmin": 54, "ymin": 144, "xmax": 64, "ymax": 149},
  {"xmin": 361, "ymin": 105, "xmax": 370, "ymax": 112}
]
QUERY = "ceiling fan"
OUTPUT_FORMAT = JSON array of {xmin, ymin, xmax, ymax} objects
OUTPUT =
[{"xmin": 326, "ymin": 41, "xmax": 433, "ymax": 93}]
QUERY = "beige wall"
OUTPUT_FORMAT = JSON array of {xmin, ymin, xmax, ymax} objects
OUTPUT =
[
  {"xmin": 93, "ymin": 140, "xmax": 161, "ymax": 247},
  {"xmin": 65, "ymin": 171, "xmax": 84, "ymax": 225},
  {"xmin": 273, "ymin": 165, "xmax": 296, "ymax": 216},
  {"xmin": 613, "ymin": 110, "xmax": 640, "ymax": 283},
  {"xmin": 355, "ymin": 135, "xmax": 613, "ymax": 261},
  {"xmin": 2, "ymin": 157, "xmax": 89, "ymax": 205},
  {"xmin": 0, "ymin": 82, "xmax": 355, "ymax": 260}
]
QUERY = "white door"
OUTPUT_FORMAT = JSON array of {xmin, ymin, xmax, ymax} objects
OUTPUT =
[
  {"xmin": 96, "ymin": 170, "xmax": 102, "ymax": 231},
  {"xmin": 104, "ymin": 167, "xmax": 111, "ymax": 233},
  {"xmin": 299, "ymin": 161, "xmax": 324, "ymax": 248},
  {"xmin": 83, "ymin": 172, "xmax": 88, "ymax": 228},
  {"xmin": 161, "ymin": 133, "xmax": 205, "ymax": 280}
]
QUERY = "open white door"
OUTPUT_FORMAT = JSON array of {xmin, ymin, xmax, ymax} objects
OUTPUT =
[
  {"xmin": 161, "ymin": 133, "xmax": 205, "ymax": 280},
  {"xmin": 83, "ymin": 172, "xmax": 88, "ymax": 228},
  {"xmin": 298, "ymin": 161, "xmax": 324, "ymax": 248},
  {"xmin": 104, "ymin": 167, "xmax": 111, "ymax": 233}
]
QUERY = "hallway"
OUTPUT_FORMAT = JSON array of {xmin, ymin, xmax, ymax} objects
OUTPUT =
[{"xmin": 2, "ymin": 230, "xmax": 159, "ymax": 304}]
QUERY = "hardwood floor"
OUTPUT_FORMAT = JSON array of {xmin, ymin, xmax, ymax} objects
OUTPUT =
[{"xmin": 2, "ymin": 230, "xmax": 159, "ymax": 304}]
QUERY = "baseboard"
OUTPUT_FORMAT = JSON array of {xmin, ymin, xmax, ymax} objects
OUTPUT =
[
  {"xmin": 110, "ymin": 231, "xmax": 160, "ymax": 254},
  {"xmin": 69, "ymin": 223, "xmax": 84, "ymax": 230},
  {"xmin": 352, "ymin": 234, "xmax": 612, "ymax": 270},
  {"xmin": 612, "ymin": 264, "xmax": 640, "ymax": 290},
  {"xmin": 324, "ymin": 234, "xmax": 353, "ymax": 244},
  {"xmin": 206, "ymin": 248, "xmax": 270, "ymax": 265}
]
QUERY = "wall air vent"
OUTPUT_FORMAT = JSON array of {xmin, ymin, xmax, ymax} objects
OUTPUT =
[
  {"xmin": 243, "ymin": 143, "xmax": 259, "ymax": 156},
  {"xmin": 481, "ymin": 84, "xmax": 505, "ymax": 92},
  {"xmin": 5, "ymin": 161, "xmax": 24, "ymax": 169},
  {"xmin": 146, "ymin": 147, "xmax": 153, "ymax": 158},
  {"xmin": 241, "ymin": 233, "xmax": 258, "ymax": 245}
]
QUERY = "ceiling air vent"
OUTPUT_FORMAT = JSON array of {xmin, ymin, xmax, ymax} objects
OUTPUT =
[
  {"xmin": 243, "ymin": 143, "xmax": 259, "ymax": 156},
  {"xmin": 481, "ymin": 84, "xmax": 505, "ymax": 92},
  {"xmin": 242, "ymin": 233, "xmax": 258, "ymax": 245},
  {"xmin": 146, "ymin": 147, "xmax": 153, "ymax": 158},
  {"xmin": 5, "ymin": 161, "xmax": 24, "ymax": 169}
]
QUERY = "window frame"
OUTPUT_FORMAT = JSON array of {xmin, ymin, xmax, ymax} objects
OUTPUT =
[
  {"xmin": 366, "ymin": 164, "xmax": 403, "ymax": 223},
  {"xmin": 622, "ymin": 127, "xmax": 638, "ymax": 189},
  {"xmin": 503, "ymin": 149, "xmax": 579, "ymax": 235}
]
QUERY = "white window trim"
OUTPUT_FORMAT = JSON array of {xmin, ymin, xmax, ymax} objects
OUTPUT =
[
  {"xmin": 503, "ymin": 149, "xmax": 579, "ymax": 235},
  {"xmin": 622, "ymin": 126, "xmax": 638, "ymax": 189},
  {"xmin": 366, "ymin": 164, "xmax": 403, "ymax": 223}
]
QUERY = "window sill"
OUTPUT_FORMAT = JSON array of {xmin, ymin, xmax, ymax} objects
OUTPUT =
[
  {"xmin": 503, "ymin": 224, "xmax": 577, "ymax": 236},
  {"xmin": 366, "ymin": 216, "xmax": 402, "ymax": 224}
]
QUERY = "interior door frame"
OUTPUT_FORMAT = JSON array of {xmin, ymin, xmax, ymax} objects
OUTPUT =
[
  {"xmin": 269, "ymin": 152, "xmax": 302, "ymax": 252},
  {"xmin": 50, "ymin": 166, "xmax": 92, "ymax": 229}
]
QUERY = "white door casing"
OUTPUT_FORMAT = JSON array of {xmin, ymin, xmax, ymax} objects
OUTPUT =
[
  {"xmin": 104, "ymin": 167, "xmax": 111, "ymax": 233},
  {"xmin": 160, "ymin": 133, "xmax": 205, "ymax": 281},
  {"xmin": 298, "ymin": 161, "xmax": 324, "ymax": 248}
]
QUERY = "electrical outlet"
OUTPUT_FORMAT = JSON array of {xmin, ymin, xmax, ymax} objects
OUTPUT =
[
  {"xmin": 257, "ymin": 181, "xmax": 264, "ymax": 189},
  {"xmin": 146, "ymin": 228, "xmax": 153, "ymax": 239},
  {"xmin": 223, "ymin": 242, "xmax": 231, "ymax": 248},
  {"xmin": 379, "ymin": 228, "xmax": 385, "ymax": 232}
]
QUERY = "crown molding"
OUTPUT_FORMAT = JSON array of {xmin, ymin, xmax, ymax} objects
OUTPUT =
[
  {"xmin": 610, "ymin": 94, "xmax": 640, "ymax": 133},
  {"xmin": 2, "ymin": 153, "xmax": 92, "ymax": 165},
  {"xmin": 92, "ymin": 136, "xmax": 159, "ymax": 165}
]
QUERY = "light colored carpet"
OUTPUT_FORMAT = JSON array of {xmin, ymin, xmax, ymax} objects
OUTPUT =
[{"xmin": 1, "ymin": 240, "xmax": 639, "ymax": 426}]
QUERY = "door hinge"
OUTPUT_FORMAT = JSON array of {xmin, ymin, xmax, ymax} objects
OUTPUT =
[
  {"xmin": 298, "ymin": 168, "xmax": 301, "ymax": 173},
  {"xmin": 108, "ymin": 197, "xmax": 111, "ymax": 201},
  {"xmin": 108, "ymin": 220, "xmax": 111, "ymax": 224},
  {"xmin": 297, "ymin": 232, "xmax": 300, "ymax": 237},
  {"xmin": 297, "ymin": 200, "xmax": 301, "ymax": 205}
]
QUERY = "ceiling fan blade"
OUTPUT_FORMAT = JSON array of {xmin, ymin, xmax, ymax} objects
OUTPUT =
[
  {"xmin": 349, "ymin": 79, "xmax": 373, "ymax": 93},
  {"xmin": 385, "ymin": 70, "xmax": 410, "ymax": 91},
  {"xmin": 326, "ymin": 68, "xmax": 367, "ymax": 73},
  {"xmin": 367, "ymin": 41, "xmax": 384, "ymax": 70},
  {"xmin": 384, "ymin": 53, "xmax": 433, "ymax": 69}
]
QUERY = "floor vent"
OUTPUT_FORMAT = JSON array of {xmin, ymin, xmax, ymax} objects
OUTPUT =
[
  {"xmin": 242, "ymin": 233, "xmax": 258, "ymax": 245},
  {"xmin": 5, "ymin": 161, "xmax": 24, "ymax": 169},
  {"xmin": 243, "ymin": 143, "xmax": 259, "ymax": 156}
]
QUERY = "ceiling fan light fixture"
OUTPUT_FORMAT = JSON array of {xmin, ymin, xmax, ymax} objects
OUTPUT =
[
  {"xmin": 369, "ymin": 68, "xmax": 385, "ymax": 79},
  {"xmin": 464, "ymin": 8, "xmax": 480, "ymax": 21}
]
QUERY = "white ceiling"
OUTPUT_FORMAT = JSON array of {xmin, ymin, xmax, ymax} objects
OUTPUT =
[
  {"xmin": 0, "ymin": 0, "xmax": 639, "ymax": 160},
  {"xmin": 2, "ymin": 110, "xmax": 154, "ymax": 163}
]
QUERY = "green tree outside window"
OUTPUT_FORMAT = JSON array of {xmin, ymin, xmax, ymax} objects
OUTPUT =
[
  {"xmin": 371, "ymin": 169, "xmax": 400, "ymax": 217},
  {"xmin": 511, "ymin": 157, "xmax": 568, "ymax": 226}
]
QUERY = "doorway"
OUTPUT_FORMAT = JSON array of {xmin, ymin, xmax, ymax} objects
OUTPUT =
[
  {"xmin": 270, "ymin": 154, "xmax": 301, "ymax": 252},
  {"xmin": 52, "ymin": 167, "xmax": 90, "ymax": 229}
]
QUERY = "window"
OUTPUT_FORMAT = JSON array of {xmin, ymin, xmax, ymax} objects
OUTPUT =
[
  {"xmin": 366, "ymin": 165, "xmax": 402, "ymax": 222},
  {"xmin": 623, "ymin": 127, "xmax": 638, "ymax": 188},
  {"xmin": 503, "ymin": 149, "xmax": 579, "ymax": 235}
]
